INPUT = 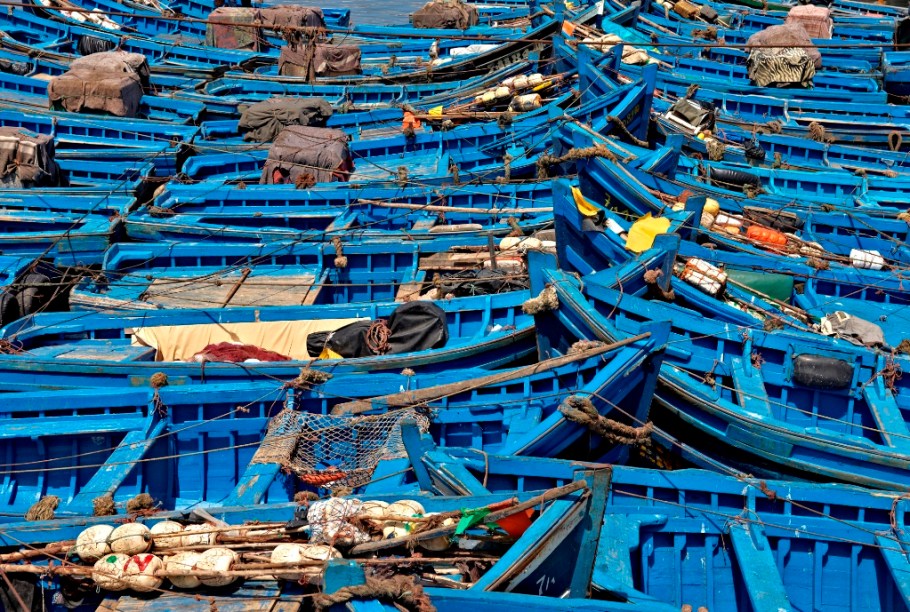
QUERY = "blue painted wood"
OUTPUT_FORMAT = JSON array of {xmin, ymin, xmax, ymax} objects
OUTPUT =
[{"xmin": 728, "ymin": 511, "xmax": 792, "ymax": 612}]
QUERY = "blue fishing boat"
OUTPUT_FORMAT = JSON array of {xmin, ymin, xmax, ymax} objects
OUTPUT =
[
  {"xmin": 0, "ymin": 326, "xmax": 665, "ymax": 514},
  {"xmin": 0, "ymin": 455, "xmax": 618, "ymax": 611},
  {"xmin": 557, "ymin": 122, "xmax": 910, "ymax": 268},
  {"xmin": 0, "ymin": 290, "xmax": 535, "ymax": 388},
  {"xmin": 532, "ymin": 239, "xmax": 910, "ymax": 490},
  {"xmin": 183, "ymin": 59, "xmax": 655, "ymax": 183},
  {"xmin": 68, "ymin": 236, "xmax": 541, "ymax": 310},
  {"xmin": 5, "ymin": 448, "xmax": 910, "ymax": 610}
]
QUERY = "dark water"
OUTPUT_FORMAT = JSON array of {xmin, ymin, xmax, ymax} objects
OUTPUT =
[{"xmin": 318, "ymin": 0, "xmax": 428, "ymax": 25}]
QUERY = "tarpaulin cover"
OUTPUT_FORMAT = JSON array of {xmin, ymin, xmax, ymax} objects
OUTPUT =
[
  {"xmin": 70, "ymin": 50, "xmax": 151, "ymax": 91},
  {"xmin": 668, "ymin": 98, "xmax": 715, "ymax": 130},
  {"xmin": 48, "ymin": 69, "xmax": 143, "ymax": 117},
  {"xmin": 260, "ymin": 5, "xmax": 325, "ymax": 30},
  {"xmin": 306, "ymin": 320, "xmax": 374, "ymax": 358},
  {"xmin": 260, "ymin": 125, "xmax": 352, "ymax": 185},
  {"xmin": 131, "ymin": 318, "xmax": 366, "ymax": 362},
  {"xmin": 785, "ymin": 5, "xmax": 832, "ymax": 40},
  {"xmin": 278, "ymin": 43, "xmax": 362, "ymax": 78},
  {"xmin": 0, "ymin": 126, "xmax": 61, "ymax": 187},
  {"xmin": 626, "ymin": 213, "xmax": 671, "ymax": 253},
  {"xmin": 412, "ymin": 0, "xmax": 479, "ymax": 29},
  {"xmin": 820, "ymin": 311, "xmax": 885, "ymax": 348},
  {"xmin": 746, "ymin": 47, "xmax": 817, "ymax": 87},
  {"xmin": 385, "ymin": 301, "xmax": 449, "ymax": 354},
  {"xmin": 239, "ymin": 97, "xmax": 334, "ymax": 142},
  {"xmin": 206, "ymin": 7, "xmax": 261, "ymax": 50},
  {"xmin": 307, "ymin": 301, "xmax": 448, "ymax": 358}
]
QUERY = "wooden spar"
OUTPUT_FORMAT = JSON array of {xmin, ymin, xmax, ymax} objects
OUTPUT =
[
  {"xmin": 221, "ymin": 267, "xmax": 253, "ymax": 308},
  {"xmin": 0, "ymin": 541, "xmax": 75, "ymax": 563},
  {"xmin": 348, "ymin": 480, "xmax": 589, "ymax": 555},
  {"xmin": 333, "ymin": 332, "xmax": 652, "ymax": 415},
  {"xmin": 350, "ymin": 199, "xmax": 552, "ymax": 215},
  {"xmin": 0, "ymin": 556, "xmax": 501, "ymax": 579}
]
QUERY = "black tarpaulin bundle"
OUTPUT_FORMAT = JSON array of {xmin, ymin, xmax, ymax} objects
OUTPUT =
[
  {"xmin": 307, "ymin": 302, "xmax": 449, "ymax": 358},
  {"xmin": 0, "ymin": 127, "xmax": 62, "ymax": 187},
  {"xmin": 239, "ymin": 98, "xmax": 334, "ymax": 142},
  {"xmin": 260, "ymin": 125, "xmax": 353, "ymax": 185},
  {"xmin": 412, "ymin": 0, "xmax": 479, "ymax": 29}
]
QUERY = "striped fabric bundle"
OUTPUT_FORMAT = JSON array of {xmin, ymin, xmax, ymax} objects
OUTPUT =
[{"xmin": 747, "ymin": 47, "xmax": 816, "ymax": 88}]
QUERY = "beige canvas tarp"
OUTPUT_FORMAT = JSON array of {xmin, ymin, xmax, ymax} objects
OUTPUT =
[{"xmin": 131, "ymin": 318, "xmax": 366, "ymax": 362}]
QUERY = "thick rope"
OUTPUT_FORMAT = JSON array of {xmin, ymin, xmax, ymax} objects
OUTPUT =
[
  {"xmin": 92, "ymin": 495, "xmax": 116, "ymax": 517},
  {"xmin": 808, "ymin": 122, "xmax": 835, "ymax": 144},
  {"xmin": 332, "ymin": 236, "xmax": 347, "ymax": 269},
  {"xmin": 559, "ymin": 396, "xmax": 652, "ymax": 445},
  {"xmin": 567, "ymin": 340, "xmax": 606, "ymax": 356},
  {"xmin": 312, "ymin": 575, "xmax": 436, "ymax": 612},
  {"xmin": 705, "ymin": 139, "xmax": 726, "ymax": 161},
  {"xmin": 126, "ymin": 493, "xmax": 155, "ymax": 514},
  {"xmin": 607, "ymin": 115, "xmax": 649, "ymax": 147},
  {"xmin": 25, "ymin": 496, "xmax": 59, "ymax": 521},
  {"xmin": 536, "ymin": 144, "xmax": 616, "ymax": 179},
  {"xmin": 366, "ymin": 321, "xmax": 391, "ymax": 354},
  {"xmin": 522, "ymin": 286, "xmax": 559, "ymax": 314},
  {"xmin": 758, "ymin": 120, "xmax": 782, "ymax": 135}
]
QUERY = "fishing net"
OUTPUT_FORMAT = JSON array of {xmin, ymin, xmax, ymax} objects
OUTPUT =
[{"xmin": 251, "ymin": 408, "xmax": 431, "ymax": 488}]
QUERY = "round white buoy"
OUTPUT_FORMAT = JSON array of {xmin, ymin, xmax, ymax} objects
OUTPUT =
[
  {"xmin": 270, "ymin": 543, "xmax": 341, "ymax": 580},
  {"xmin": 418, "ymin": 513, "xmax": 456, "ymax": 552},
  {"xmin": 150, "ymin": 521, "xmax": 184, "ymax": 550},
  {"xmin": 74, "ymin": 524, "xmax": 115, "ymax": 562},
  {"xmin": 109, "ymin": 523, "xmax": 152, "ymax": 555},
  {"xmin": 360, "ymin": 500, "xmax": 389, "ymax": 532},
  {"xmin": 382, "ymin": 500, "xmax": 426, "ymax": 539},
  {"xmin": 181, "ymin": 523, "xmax": 215, "ymax": 547},
  {"xmin": 123, "ymin": 554, "xmax": 164, "ymax": 592},
  {"xmin": 196, "ymin": 547, "xmax": 239, "ymax": 587},
  {"xmin": 92, "ymin": 553, "xmax": 130, "ymax": 591},
  {"xmin": 165, "ymin": 551, "xmax": 202, "ymax": 589}
]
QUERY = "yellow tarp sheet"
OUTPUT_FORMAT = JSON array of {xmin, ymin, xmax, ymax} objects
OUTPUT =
[
  {"xmin": 131, "ymin": 318, "xmax": 367, "ymax": 362},
  {"xmin": 626, "ymin": 213, "xmax": 671, "ymax": 253}
]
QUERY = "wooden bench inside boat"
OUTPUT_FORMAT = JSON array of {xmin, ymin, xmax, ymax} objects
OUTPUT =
[{"xmin": 28, "ymin": 340, "xmax": 157, "ymax": 362}]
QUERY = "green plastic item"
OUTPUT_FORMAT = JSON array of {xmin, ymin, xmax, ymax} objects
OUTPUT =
[{"xmin": 726, "ymin": 269, "xmax": 794, "ymax": 304}]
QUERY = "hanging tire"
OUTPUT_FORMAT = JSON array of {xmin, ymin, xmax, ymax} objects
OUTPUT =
[
  {"xmin": 708, "ymin": 167, "xmax": 761, "ymax": 188},
  {"xmin": 0, "ymin": 292, "xmax": 20, "ymax": 327},
  {"xmin": 15, "ymin": 273, "xmax": 53, "ymax": 317}
]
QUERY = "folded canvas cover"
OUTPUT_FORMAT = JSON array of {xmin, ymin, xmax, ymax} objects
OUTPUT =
[
  {"xmin": 412, "ymin": 0, "xmax": 479, "ymax": 29},
  {"xmin": 205, "ymin": 7, "xmax": 261, "ymax": 51},
  {"xmin": 239, "ymin": 97, "xmax": 334, "ymax": 142},
  {"xmin": 260, "ymin": 126, "xmax": 353, "ymax": 185},
  {"xmin": 0, "ymin": 127, "xmax": 61, "ymax": 187},
  {"xmin": 278, "ymin": 44, "xmax": 361, "ymax": 78}
]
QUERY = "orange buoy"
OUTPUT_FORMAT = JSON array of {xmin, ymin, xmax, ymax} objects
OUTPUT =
[
  {"xmin": 746, "ymin": 225, "xmax": 787, "ymax": 247},
  {"xmin": 402, "ymin": 111, "xmax": 422, "ymax": 132}
]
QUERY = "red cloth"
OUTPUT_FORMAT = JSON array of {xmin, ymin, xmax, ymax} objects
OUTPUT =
[{"xmin": 194, "ymin": 342, "xmax": 291, "ymax": 362}]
